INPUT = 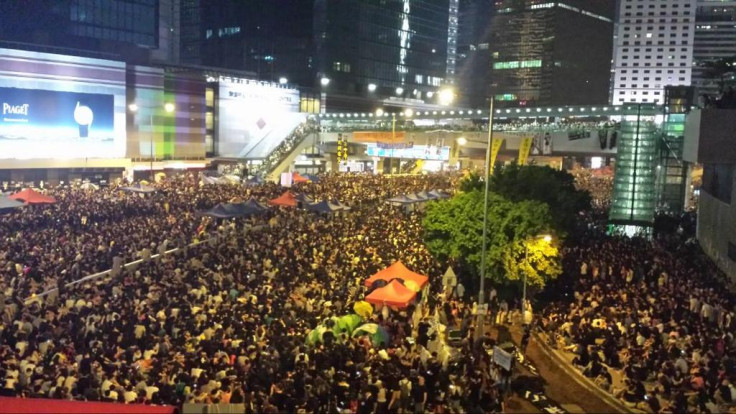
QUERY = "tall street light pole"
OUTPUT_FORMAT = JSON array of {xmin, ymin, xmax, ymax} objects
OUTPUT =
[{"xmin": 476, "ymin": 97, "xmax": 495, "ymax": 339}]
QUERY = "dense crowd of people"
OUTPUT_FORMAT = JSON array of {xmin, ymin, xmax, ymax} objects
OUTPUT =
[
  {"xmin": 569, "ymin": 167, "xmax": 614, "ymax": 214},
  {"xmin": 540, "ymin": 229, "xmax": 736, "ymax": 413},
  {"xmin": 0, "ymin": 172, "xmax": 516, "ymax": 413},
  {"xmin": 2, "ymin": 163, "xmax": 734, "ymax": 413}
]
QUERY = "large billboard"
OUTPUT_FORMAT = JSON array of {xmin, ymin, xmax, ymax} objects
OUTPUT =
[
  {"xmin": 217, "ymin": 78, "xmax": 305, "ymax": 159},
  {"xmin": 0, "ymin": 87, "xmax": 116, "ymax": 159},
  {"xmin": 366, "ymin": 144, "xmax": 450, "ymax": 161}
]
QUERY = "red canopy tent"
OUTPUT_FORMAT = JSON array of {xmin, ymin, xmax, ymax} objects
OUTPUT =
[
  {"xmin": 268, "ymin": 191, "xmax": 298, "ymax": 207},
  {"xmin": 0, "ymin": 397, "xmax": 175, "ymax": 414},
  {"xmin": 365, "ymin": 279, "xmax": 417, "ymax": 308},
  {"xmin": 9, "ymin": 188, "xmax": 56, "ymax": 204},
  {"xmin": 292, "ymin": 172, "xmax": 311, "ymax": 183},
  {"xmin": 364, "ymin": 261, "xmax": 428, "ymax": 289}
]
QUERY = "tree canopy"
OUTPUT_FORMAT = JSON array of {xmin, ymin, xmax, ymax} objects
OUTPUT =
[
  {"xmin": 488, "ymin": 164, "xmax": 590, "ymax": 234},
  {"xmin": 422, "ymin": 189, "xmax": 561, "ymax": 287}
]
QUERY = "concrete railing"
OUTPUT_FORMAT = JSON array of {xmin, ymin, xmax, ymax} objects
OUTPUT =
[{"xmin": 24, "ymin": 224, "xmax": 267, "ymax": 304}]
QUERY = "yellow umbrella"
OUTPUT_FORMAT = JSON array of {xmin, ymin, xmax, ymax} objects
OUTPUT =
[
  {"xmin": 353, "ymin": 301, "xmax": 373, "ymax": 320},
  {"xmin": 403, "ymin": 280, "xmax": 421, "ymax": 292}
]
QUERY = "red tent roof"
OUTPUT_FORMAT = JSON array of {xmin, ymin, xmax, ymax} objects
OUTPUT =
[
  {"xmin": 364, "ymin": 261, "xmax": 429, "ymax": 288},
  {"xmin": 268, "ymin": 191, "xmax": 298, "ymax": 207},
  {"xmin": 0, "ymin": 396, "xmax": 175, "ymax": 414},
  {"xmin": 365, "ymin": 280, "xmax": 417, "ymax": 308},
  {"xmin": 365, "ymin": 279, "xmax": 417, "ymax": 308},
  {"xmin": 292, "ymin": 172, "xmax": 311, "ymax": 183},
  {"xmin": 9, "ymin": 188, "xmax": 56, "ymax": 204}
]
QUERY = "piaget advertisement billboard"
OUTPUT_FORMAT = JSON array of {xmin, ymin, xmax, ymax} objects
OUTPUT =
[{"xmin": 0, "ymin": 87, "xmax": 118, "ymax": 159}]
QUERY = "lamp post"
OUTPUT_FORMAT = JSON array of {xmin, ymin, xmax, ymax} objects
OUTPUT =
[
  {"xmin": 476, "ymin": 97, "xmax": 495, "ymax": 339},
  {"xmin": 128, "ymin": 102, "xmax": 175, "ymax": 182},
  {"xmin": 521, "ymin": 234, "xmax": 552, "ymax": 325}
]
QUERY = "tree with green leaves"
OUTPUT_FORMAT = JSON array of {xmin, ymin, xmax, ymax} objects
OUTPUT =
[
  {"xmin": 488, "ymin": 164, "xmax": 590, "ymax": 234},
  {"xmin": 422, "ymin": 189, "xmax": 562, "ymax": 288}
]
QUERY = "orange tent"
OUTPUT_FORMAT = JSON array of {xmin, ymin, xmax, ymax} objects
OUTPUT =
[
  {"xmin": 293, "ymin": 172, "xmax": 311, "ymax": 183},
  {"xmin": 268, "ymin": 191, "xmax": 298, "ymax": 207},
  {"xmin": 9, "ymin": 188, "xmax": 56, "ymax": 204},
  {"xmin": 364, "ymin": 261, "xmax": 428, "ymax": 289},
  {"xmin": 365, "ymin": 279, "xmax": 417, "ymax": 308}
]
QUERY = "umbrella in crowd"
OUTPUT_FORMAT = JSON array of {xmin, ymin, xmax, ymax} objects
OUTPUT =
[
  {"xmin": 353, "ymin": 301, "xmax": 373, "ymax": 319},
  {"xmin": 0, "ymin": 197, "xmax": 25, "ymax": 211},
  {"xmin": 120, "ymin": 183, "xmax": 157, "ymax": 194},
  {"xmin": 335, "ymin": 314, "xmax": 362, "ymax": 335},
  {"xmin": 79, "ymin": 182, "xmax": 100, "ymax": 190},
  {"xmin": 352, "ymin": 323, "xmax": 390, "ymax": 347},
  {"xmin": 9, "ymin": 188, "xmax": 56, "ymax": 204}
]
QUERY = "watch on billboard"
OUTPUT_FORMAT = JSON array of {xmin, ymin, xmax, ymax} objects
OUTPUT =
[{"xmin": 0, "ymin": 87, "xmax": 117, "ymax": 159}]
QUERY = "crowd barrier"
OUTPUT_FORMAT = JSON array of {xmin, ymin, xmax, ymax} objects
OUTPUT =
[{"xmin": 25, "ymin": 224, "xmax": 267, "ymax": 304}]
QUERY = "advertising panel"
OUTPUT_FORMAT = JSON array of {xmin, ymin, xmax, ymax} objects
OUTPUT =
[
  {"xmin": 366, "ymin": 144, "xmax": 450, "ymax": 161},
  {"xmin": 353, "ymin": 131, "xmax": 407, "ymax": 144},
  {"xmin": 217, "ymin": 78, "xmax": 304, "ymax": 159},
  {"xmin": 0, "ymin": 87, "xmax": 117, "ymax": 159}
]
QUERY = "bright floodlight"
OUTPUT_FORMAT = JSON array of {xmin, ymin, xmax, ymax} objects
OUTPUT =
[
  {"xmin": 128, "ymin": 103, "xmax": 139, "ymax": 112},
  {"xmin": 320, "ymin": 77, "xmax": 331, "ymax": 86},
  {"xmin": 405, "ymin": 109, "xmax": 413, "ymax": 117},
  {"xmin": 164, "ymin": 103, "xmax": 175, "ymax": 113},
  {"xmin": 456, "ymin": 137, "xmax": 467, "ymax": 146},
  {"xmin": 375, "ymin": 108, "xmax": 384, "ymax": 117},
  {"xmin": 395, "ymin": 87, "xmax": 404, "ymax": 95},
  {"xmin": 367, "ymin": 83, "xmax": 377, "ymax": 92},
  {"xmin": 439, "ymin": 88, "xmax": 455, "ymax": 105},
  {"xmin": 279, "ymin": 77, "xmax": 288, "ymax": 84}
]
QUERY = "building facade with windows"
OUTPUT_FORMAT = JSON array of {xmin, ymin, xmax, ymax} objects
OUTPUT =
[
  {"xmin": 0, "ymin": 0, "xmax": 162, "ymax": 63},
  {"xmin": 693, "ymin": 0, "xmax": 736, "ymax": 98},
  {"xmin": 611, "ymin": 0, "xmax": 697, "ymax": 104},
  {"xmin": 180, "ymin": 0, "xmax": 457, "ymax": 112},
  {"xmin": 488, "ymin": 0, "xmax": 615, "ymax": 107},
  {"xmin": 456, "ymin": 0, "xmax": 493, "ymax": 108},
  {"xmin": 314, "ymin": 0, "xmax": 457, "ymax": 111}
]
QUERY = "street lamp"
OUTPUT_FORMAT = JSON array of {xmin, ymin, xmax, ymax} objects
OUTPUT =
[
  {"xmin": 521, "ymin": 234, "xmax": 553, "ymax": 325},
  {"xmin": 128, "ymin": 102, "xmax": 176, "ymax": 181},
  {"xmin": 456, "ymin": 136, "xmax": 467, "ymax": 146},
  {"xmin": 367, "ymin": 83, "xmax": 377, "ymax": 92},
  {"xmin": 439, "ymin": 88, "xmax": 455, "ymax": 106},
  {"xmin": 320, "ymin": 77, "xmax": 331, "ymax": 86},
  {"xmin": 475, "ymin": 97, "xmax": 495, "ymax": 340}
]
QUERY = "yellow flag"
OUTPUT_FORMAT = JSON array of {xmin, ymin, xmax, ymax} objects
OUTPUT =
[
  {"xmin": 489, "ymin": 138, "xmax": 504, "ymax": 174},
  {"xmin": 518, "ymin": 137, "xmax": 533, "ymax": 165}
]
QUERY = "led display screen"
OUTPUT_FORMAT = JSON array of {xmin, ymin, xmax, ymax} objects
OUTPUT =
[
  {"xmin": 0, "ymin": 87, "xmax": 117, "ymax": 159},
  {"xmin": 217, "ymin": 78, "xmax": 304, "ymax": 159},
  {"xmin": 366, "ymin": 144, "xmax": 450, "ymax": 160}
]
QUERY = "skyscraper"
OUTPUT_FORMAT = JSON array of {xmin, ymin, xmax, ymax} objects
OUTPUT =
[
  {"xmin": 314, "ymin": 0, "xmax": 456, "ymax": 111},
  {"xmin": 181, "ymin": 0, "xmax": 457, "ymax": 111},
  {"xmin": 0, "ymin": 0, "xmax": 161, "ymax": 63},
  {"xmin": 189, "ymin": 0, "xmax": 316, "ymax": 86},
  {"xmin": 610, "ymin": 0, "xmax": 697, "ymax": 104},
  {"xmin": 693, "ymin": 1, "xmax": 736, "ymax": 97},
  {"xmin": 488, "ymin": 0, "xmax": 615, "ymax": 107},
  {"xmin": 456, "ymin": 0, "xmax": 493, "ymax": 108}
]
